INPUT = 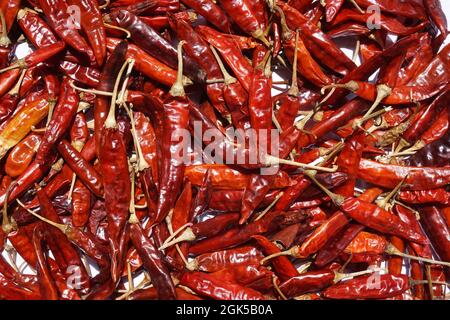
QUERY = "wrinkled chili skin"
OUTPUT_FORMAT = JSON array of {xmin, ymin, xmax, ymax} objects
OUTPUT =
[
  {"xmin": 99, "ymin": 127, "xmax": 131, "ymax": 282},
  {"xmin": 113, "ymin": 10, "xmax": 206, "ymax": 83},
  {"xmin": 280, "ymin": 270, "xmax": 336, "ymax": 298},
  {"xmin": 419, "ymin": 206, "xmax": 450, "ymax": 262},
  {"xmin": 181, "ymin": 0, "xmax": 231, "ymax": 32},
  {"xmin": 154, "ymin": 96, "xmax": 189, "ymax": 224},
  {"xmin": 35, "ymin": 78, "xmax": 78, "ymax": 165},
  {"xmin": 323, "ymin": 274, "xmax": 410, "ymax": 299},
  {"xmin": 129, "ymin": 223, "xmax": 177, "ymax": 299},
  {"xmin": 180, "ymin": 271, "xmax": 265, "ymax": 300}
]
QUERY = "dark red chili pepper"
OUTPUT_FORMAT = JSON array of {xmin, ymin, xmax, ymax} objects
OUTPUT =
[
  {"xmin": 330, "ymin": 8, "xmax": 428, "ymax": 36},
  {"xmin": 419, "ymin": 206, "xmax": 450, "ymax": 262},
  {"xmin": 189, "ymin": 210, "xmax": 309, "ymax": 255},
  {"xmin": 278, "ymin": 1, "xmax": 357, "ymax": 76},
  {"xmin": 128, "ymin": 222, "xmax": 177, "ymax": 299},
  {"xmin": 197, "ymin": 25, "xmax": 254, "ymax": 91},
  {"xmin": 113, "ymin": 10, "xmax": 206, "ymax": 83},
  {"xmin": 58, "ymin": 61, "xmax": 100, "ymax": 87},
  {"xmin": 194, "ymin": 246, "xmax": 263, "ymax": 272},
  {"xmin": 32, "ymin": 226, "xmax": 59, "ymax": 300}
]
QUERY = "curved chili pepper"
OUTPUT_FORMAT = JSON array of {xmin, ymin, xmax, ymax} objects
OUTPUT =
[
  {"xmin": 219, "ymin": 0, "xmax": 269, "ymax": 46},
  {"xmin": 338, "ymin": 197, "xmax": 427, "ymax": 244},
  {"xmin": 0, "ymin": 93, "xmax": 49, "ymax": 159},
  {"xmin": 331, "ymin": 8, "xmax": 428, "ymax": 36},
  {"xmin": 0, "ymin": 69, "xmax": 20, "ymax": 98},
  {"xmin": 419, "ymin": 206, "xmax": 450, "ymax": 262},
  {"xmin": 17, "ymin": 8, "xmax": 58, "ymax": 48},
  {"xmin": 35, "ymin": 78, "xmax": 78, "ymax": 164},
  {"xmin": 58, "ymin": 61, "xmax": 100, "ymax": 87},
  {"xmin": 56, "ymin": 140, "xmax": 103, "ymax": 197},
  {"xmin": 107, "ymin": 38, "xmax": 189, "ymax": 87},
  {"xmin": 278, "ymin": 1, "xmax": 356, "ymax": 76},
  {"xmin": 180, "ymin": 271, "xmax": 265, "ymax": 300},
  {"xmin": 353, "ymin": 0, "xmax": 427, "ymax": 19},
  {"xmin": 128, "ymin": 222, "xmax": 177, "ymax": 299}
]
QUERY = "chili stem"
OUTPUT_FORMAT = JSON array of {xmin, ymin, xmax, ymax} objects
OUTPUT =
[
  {"xmin": 333, "ymin": 268, "xmax": 380, "ymax": 283},
  {"xmin": 209, "ymin": 45, "xmax": 237, "ymax": 85},
  {"xmin": 375, "ymin": 175, "xmax": 407, "ymax": 209},
  {"xmin": 287, "ymin": 29, "xmax": 300, "ymax": 97},
  {"xmin": 104, "ymin": 23, "xmax": 131, "ymax": 38},
  {"xmin": 158, "ymin": 227, "xmax": 195, "ymax": 250},
  {"xmin": 254, "ymin": 191, "xmax": 284, "ymax": 221},
  {"xmin": 303, "ymin": 170, "xmax": 345, "ymax": 206},
  {"xmin": 0, "ymin": 9, "xmax": 11, "ymax": 47},
  {"xmin": 16, "ymin": 199, "xmax": 68, "ymax": 234},
  {"xmin": 260, "ymin": 245, "xmax": 299, "ymax": 264},
  {"xmin": 273, "ymin": 275, "xmax": 288, "ymax": 300},
  {"xmin": 265, "ymin": 155, "xmax": 338, "ymax": 172},
  {"xmin": 169, "ymin": 41, "xmax": 186, "ymax": 97},
  {"xmin": 70, "ymin": 82, "xmax": 114, "ymax": 96},
  {"xmin": 123, "ymin": 103, "xmax": 149, "ymax": 172},
  {"xmin": 105, "ymin": 58, "xmax": 132, "ymax": 128},
  {"xmin": 385, "ymin": 243, "xmax": 450, "ymax": 267}
]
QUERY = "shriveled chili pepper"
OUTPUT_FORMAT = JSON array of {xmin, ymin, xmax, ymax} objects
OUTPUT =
[
  {"xmin": 419, "ymin": 206, "xmax": 450, "ymax": 262},
  {"xmin": 35, "ymin": 78, "xmax": 79, "ymax": 164},
  {"xmin": 128, "ymin": 222, "xmax": 177, "ymax": 299},
  {"xmin": 56, "ymin": 140, "xmax": 103, "ymax": 197},
  {"xmin": 113, "ymin": 10, "xmax": 206, "ymax": 83},
  {"xmin": 180, "ymin": 271, "xmax": 265, "ymax": 300},
  {"xmin": 323, "ymin": 274, "xmax": 410, "ymax": 299},
  {"xmin": 252, "ymin": 235, "xmax": 298, "ymax": 281},
  {"xmin": 37, "ymin": 0, "xmax": 95, "ymax": 62},
  {"xmin": 180, "ymin": 0, "xmax": 231, "ymax": 32},
  {"xmin": 32, "ymin": 226, "xmax": 59, "ymax": 300},
  {"xmin": 67, "ymin": 0, "xmax": 106, "ymax": 66},
  {"xmin": 330, "ymin": 8, "xmax": 428, "ymax": 36}
]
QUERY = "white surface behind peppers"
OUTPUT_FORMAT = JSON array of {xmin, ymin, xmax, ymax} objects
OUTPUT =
[{"xmin": 4, "ymin": 0, "xmax": 450, "ymax": 299}]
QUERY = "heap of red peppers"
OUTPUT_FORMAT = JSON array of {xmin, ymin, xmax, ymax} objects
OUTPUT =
[{"xmin": 0, "ymin": 0, "xmax": 449, "ymax": 300}]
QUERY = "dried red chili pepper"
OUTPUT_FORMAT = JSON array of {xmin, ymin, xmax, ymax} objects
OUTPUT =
[
  {"xmin": 113, "ymin": 10, "xmax": 206, "ymax": 83},
  {"xmin": 180, "ymin": 271, "xmax": 265, "ymax": 300},
  {"xmin": 323, "ymin": 274, "xmax": 410, "ymax": 299},
  {"xmin": 38, "ymin": 0, "xmax": 95, "ymax": 62}
]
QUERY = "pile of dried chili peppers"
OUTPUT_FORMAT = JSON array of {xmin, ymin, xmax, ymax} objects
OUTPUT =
[{"xmin": 0, "ymin": 0, "xmax": 449, "ymax": 300}]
